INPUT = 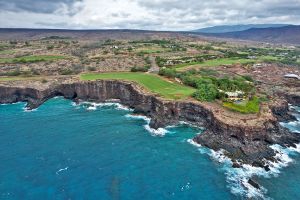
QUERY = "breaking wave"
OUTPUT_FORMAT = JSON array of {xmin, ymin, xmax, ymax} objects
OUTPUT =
[
  {"xmin": 125, "ymin": 114, "xmax": 168, "ymax": 136},
  {"xmin": 188, "ymin": 140, "xmax": 300, "ymax": 199},
  {"xmin": 72, "ymin": 101, "xmax": 133, "ymax": 111}
]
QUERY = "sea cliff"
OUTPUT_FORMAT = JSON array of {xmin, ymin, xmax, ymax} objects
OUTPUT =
[{"xmin": 0, "ymin": 80, "xmax": 299, "ymax": 168}]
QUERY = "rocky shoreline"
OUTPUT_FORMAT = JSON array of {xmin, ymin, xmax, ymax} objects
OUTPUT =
[{"xmin": 0, "ymin": 80, "xmax": 299, "ymax": 169}]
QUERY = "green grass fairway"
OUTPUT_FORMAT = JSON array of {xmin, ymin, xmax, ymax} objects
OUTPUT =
[
  {"xmin": 200, "ymin": 58, "xmax": 253, "ymax": 67},
  {"xmin": 81, "ymin": 72, "xmax": 196, "ymax": 100},
  {"xmin": 0, "ymin": 55, "xmax": 66, "ymax": 64},
  {"xmin": 176, "ymin": 58, "xmax": 254, "ymax": 71}
]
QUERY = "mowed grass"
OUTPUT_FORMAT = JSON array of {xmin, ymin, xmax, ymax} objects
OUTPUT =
[
  {"xmin": 81, "ymin": 72, "xmax": 196, "ymax": 100},
  {"xmin": 199, "ymin": 58, "xmax": 253, "ymax": 67},
  {"xmin": 176, "ymin": 57, "xmax": 254, "ymax": 71},
  {"xmin": 0, "ymin": 55, "xmax": 66, "ymax": 64},
  {"xmin": 223, "ymin": 97, "xmax": 260, "ymax": 114}
]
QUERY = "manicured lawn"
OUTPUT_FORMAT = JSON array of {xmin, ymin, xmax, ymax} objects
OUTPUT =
[
  {"xmin": 176, "ymin": 57, "xmax": 254, "ymax": 71},
  {"xmin": 199, "ymin": 58, "xmax": 253, "ymax": 67},
  {"xmin": 223, "ymin": 97, "xmax": 260, "ymax": 114},
  {"xmin": 81, "ymin": 72, "xmax": 196, "ymax": 100},
  {"xmin": 0, "ymin": 55, "xmax": 66, "ymax": 64},
  {"xmin": 174, "ymin": 61, "xmax": 203, "ymax": 69}
]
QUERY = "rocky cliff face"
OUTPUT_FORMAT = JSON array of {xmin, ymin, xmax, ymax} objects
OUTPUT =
[{"xmin": 0, "ymin": 80, "xmax": 299, "ymax": 167}]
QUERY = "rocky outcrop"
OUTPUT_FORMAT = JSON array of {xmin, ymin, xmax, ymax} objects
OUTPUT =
[
  {"xmin": 0, "ymin": 80, "xmax": 299, "ymax": 167},
  {"xmin": 270, "ymin": 99, "xmax": 297, "ymax": 122},
  {"xmin": 284, "ymin": 93, "xmax": 300, "ymax": 106}
]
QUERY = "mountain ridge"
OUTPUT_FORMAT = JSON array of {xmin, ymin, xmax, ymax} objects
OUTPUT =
[
  {"xmin": 193, "ymin": 24, "xmax": 291, "ymax": 33},
  {"xmin": 207, "ymin": 25, "xmax": 300, "ymax": 45}
]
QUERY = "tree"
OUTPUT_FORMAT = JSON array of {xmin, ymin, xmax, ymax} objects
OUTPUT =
[
  {"xmin": 193, "ymin": 84, "xmax": 218, "ymax": 102},
  {"xmin": 158, "ymin": 68, "xmax": 177, "ymax": 78}
]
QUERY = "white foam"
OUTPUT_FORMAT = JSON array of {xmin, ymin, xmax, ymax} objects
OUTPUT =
[
  {"xmin": 209, "ymin": 143, "xmax": 300, "ymax": 199},
  {"xmin": 280, "ymin": 105, "xmax": 300, "ymax": 132},
  {"xmin": 280, "ymin": 120, "xmax": 300, "ymax": 133},
  {"xmin": 187, "ymin": 139, "xmax": 210, "ymax": 154},
  {"xmin": 86, "ymin": 105, "xmax": 97, "ymax": 111},
  {"xmin": 209, "ymin": 149, "xmax": 270, "ymax": 199},
  {"xmin": 71, "ymin": 102, "xmax": 78, "ymax": 106},
  {"xmin": 1, "ymin": 102, "xmax": 22, "ymax": 106},
  {"xmin": 125, "ymin": 114, "xmax": 168, "ymax": 136},
  {"xmin": 187, "ymin": 139, "xmax": 202, "ymax": 148},
  {"xmin": 77, "ymin": 101, "xmax": 133, "ymax": 111},
  {"xmin": 289, "ymin": 143, "xmax": 300, "ymax": 153},
  {"xmin": 125, "ymin": 114, "xmax": 151, "ymax": 122},
  {"xmin": 23, "ymin": 107, "xmax": 38, "ymax": 112},
  {"xmin": 187, "ymin": 141, "xmax": 276, "ymax": 199},
  {"xmin": 144, "ymin": 124, "xmax": 168, "ymax": 137},
  {"xmin": 56, "ymin": 167, "xmax": 69, "ymax": 175}
]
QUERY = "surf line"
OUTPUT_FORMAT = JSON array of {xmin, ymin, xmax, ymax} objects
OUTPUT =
[{"xmin": 56, "ymin": 167, "xmax": 69, "ymax": 175}]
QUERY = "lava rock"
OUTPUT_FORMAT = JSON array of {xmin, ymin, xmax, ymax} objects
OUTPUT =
[
  {"xmin": 248, "ymin": 178, "xmax": 260, "ymax": 190},
  {"xmin": 232, "ymin": 162, "xmax": 241, "ymax": 168},
  {"xmin": 264, "ymin": 165, "xmax": 271, "ymax": 172}
]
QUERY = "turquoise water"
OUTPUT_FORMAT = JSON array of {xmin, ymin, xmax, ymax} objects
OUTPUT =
[{"xmin": 0, "ymin": 98, "xmax": 299, "ymax": 200}]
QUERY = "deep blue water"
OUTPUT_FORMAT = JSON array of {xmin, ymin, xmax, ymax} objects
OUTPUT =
[{"xmin": 0, "ymin": 98, "xmax": 299, "ymax": 200}]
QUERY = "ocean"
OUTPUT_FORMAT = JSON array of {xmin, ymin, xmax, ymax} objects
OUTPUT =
[{"xmin": 0, "ymin": 98, "xmax": 299, "ymax": 200}]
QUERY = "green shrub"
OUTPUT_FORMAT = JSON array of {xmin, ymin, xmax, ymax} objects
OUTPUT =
[
  {"xmin": 131, "ymin": 65, "xmax": 150, "ymax": 72},
  {"xmin": 87, "ymin": 66, "xmax": 97, "ymax": 71},
  {"xmin": 158, "ymin": 68, "xmax": 177, "ymax": 78},
  {"xmin": 5, "ymin": 69, "xmax": 21, "ymax": 76},
  {"xmin": 193, "ymin": 83, "xmax": 218, "ymax": 102},
  {"xmin": 145, "ymin": 56, "xmax": 151, "ymax": 65},
  {"xmin": 242, "ymin": 75, "xmax": 254, "ymax": 82},
  {"xmin": 47, "ymin": 45, "xmax": 54, "ymax": 50},
  {"xmin": 59, "ymin": 69, "xmax": 74, "ymax": 75}
]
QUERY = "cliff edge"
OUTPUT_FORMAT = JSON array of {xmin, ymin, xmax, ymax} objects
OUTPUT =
[{"xmin": 0, "ymin": 79, "xmax": 299, "ymax": 169}]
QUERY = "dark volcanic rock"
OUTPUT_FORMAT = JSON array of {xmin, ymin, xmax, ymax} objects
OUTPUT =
[
  {"xmin": 232, "ymin": 162, "xmax": 241, "ymax": 168},
  {"xmin": 248, "ymin": 178, "xmax": 260, "ymax": 190},
  {"xmin": 270, "ymin": 99, "xmax": 297, "ymax": 122}
]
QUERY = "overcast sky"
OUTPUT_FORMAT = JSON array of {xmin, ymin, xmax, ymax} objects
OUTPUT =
[{"xmin": 0, "ymin": 0, "xmax": 299, "ymax": 30}]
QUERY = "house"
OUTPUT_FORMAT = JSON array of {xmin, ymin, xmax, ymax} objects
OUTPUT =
[
  {"xmin": 219, "ymin": 90, "xmax": 245, "ymax": 101},
  {"xmin": 253, "ymin": 63, "xmax": 262, "ymax": 68},
  {"xmin": 284, "ymin": 74, "xmax": 300, "ymax": 80}
]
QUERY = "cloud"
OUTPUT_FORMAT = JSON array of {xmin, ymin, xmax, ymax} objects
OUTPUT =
[
  {"xmin": 0, "ymin": 0, "xmax": 299, "ymax": 30},
  {"xmin": 0, "ymin": 0, "xmax": 84, "ymax": 16}
]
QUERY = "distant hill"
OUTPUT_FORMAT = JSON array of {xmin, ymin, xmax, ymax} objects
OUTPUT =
[
  {"xmin": 208, "ymin": 25, "xmax": 300, "ymax": 45},
  {"xmin": 0, "ymin": 28, "xmax": 176, "ymax": 40},
  {"xmin": 193, "ymin": 24, "xmax": 290, "ymax": 33}
]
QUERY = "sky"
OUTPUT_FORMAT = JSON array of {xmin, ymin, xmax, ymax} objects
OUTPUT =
[{"xmin": 0, "ymin": 0, "xmax": 299, "ymax": 30}]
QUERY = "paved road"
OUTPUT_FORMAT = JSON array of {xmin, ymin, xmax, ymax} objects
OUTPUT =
[{"xmin": 148, "ymin": 56, "xmax": 160, "ymax": 73}]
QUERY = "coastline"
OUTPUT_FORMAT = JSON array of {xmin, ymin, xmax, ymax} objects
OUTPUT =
[{"xmin": 0, "ymin": 79, "xmax": 299, "ymax": 169}]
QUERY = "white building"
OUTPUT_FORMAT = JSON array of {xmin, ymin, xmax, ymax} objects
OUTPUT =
[{"xmin": 284, "ymin": 74, "xmax": 300, "ymax": 80}]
